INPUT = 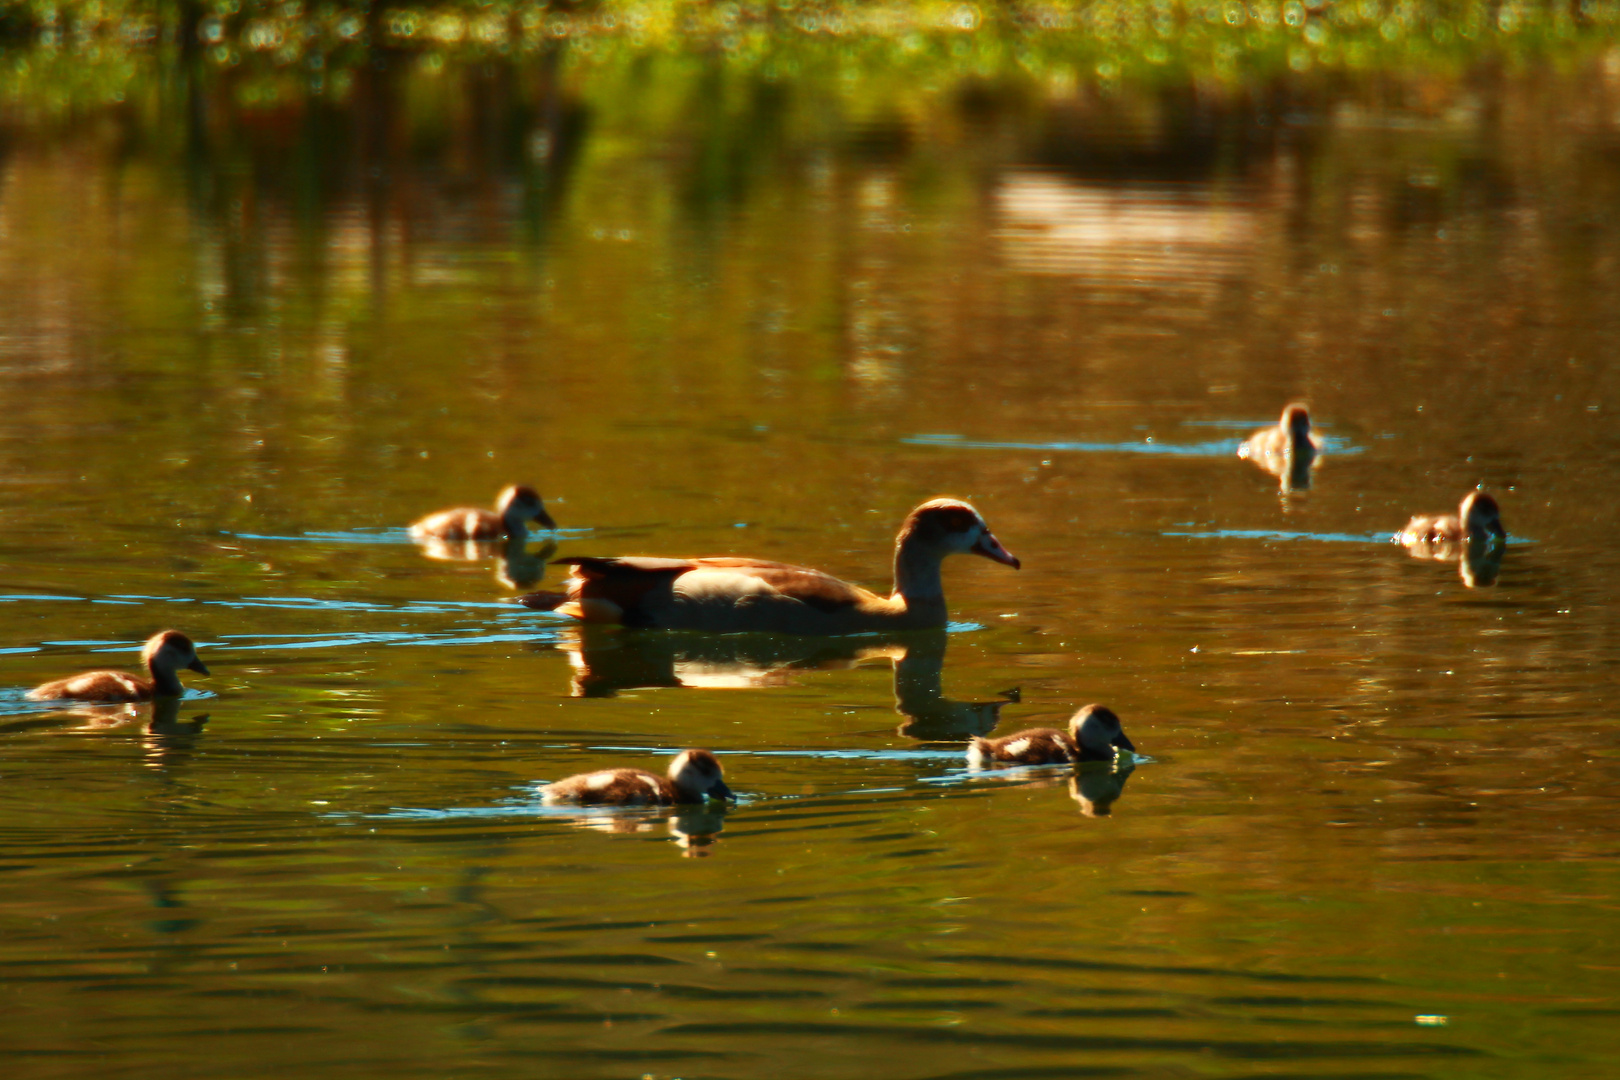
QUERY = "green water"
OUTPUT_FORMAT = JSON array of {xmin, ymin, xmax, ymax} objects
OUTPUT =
[{"xmin": 1, "ymin": 27, "xmax": 1618, "ymax": 1080}]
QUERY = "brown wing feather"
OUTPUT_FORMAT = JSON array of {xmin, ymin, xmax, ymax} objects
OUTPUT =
[
  {"xmin": 552, "ymin": 556, "xmax": 695, "ymax": 617},
  {"xmin": 553, "ymin": 556, "xmax": 878, "ymax": 617},
  {"xmin": 557, "ymin": 556, "xmax": 699, "ymax": 577},
  {"xmin": 686, "ymin": 558, "xmax": 878, "ymax": 613}
]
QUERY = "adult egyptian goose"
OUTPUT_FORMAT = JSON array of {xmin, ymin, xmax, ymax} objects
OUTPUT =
[
  {"xmin": 1398, "ymin": 490, "xmax": 1505, "ymax": 547},
  {"xmin": 410, "ymin": 485, "xmax": 555, "ymax": 541},
  {"xmin": 515, "ymin": 498, "xmax": 1019, "ymax": 634},
  {"xmin": 542, "ymin": 748, "xmax": 735, "ymax": 806},
  {"xmin": 966, "ymin": 704, "xmax": 1134, "ymax": 768},
  {"xmin": 26, "ymin": 630, "xmax": 210, "ymax": 703}
]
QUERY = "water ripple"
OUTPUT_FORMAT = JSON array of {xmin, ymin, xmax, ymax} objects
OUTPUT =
[
  {"xmin": 1164, "ymin": 528, "xmax": 1393, "ymax": 544},
  {"xmin": 903, "ymin": 431, "xmax": 1362, "ymax": 457},
  {"xmin": 228, "ymin": 527, "xmax": 593, "ymax": 545}
]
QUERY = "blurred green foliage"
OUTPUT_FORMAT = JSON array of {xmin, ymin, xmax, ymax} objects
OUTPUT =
[{"xmin": 2, "ymin": 2, "xmax": 1618, "ymax": 119}]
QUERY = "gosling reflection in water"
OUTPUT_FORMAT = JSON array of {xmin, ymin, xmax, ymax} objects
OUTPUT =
[
  {"xmin": 560, "ymin": 628, "xmax": 1013, "ymax": 739},
  {"xmin": 140, "ymin": 698, "xmax": 210, "ymax": 770},
  {"xmin": 5, "ymin": 695, "xmax": 210, "ymax": 739},
  {"xmin": 144, "ymin": 697, "xmax": 210, "ymax": 738},
  {"xmin": 1069, "ymin": 760, "xmax": 1136, "ymax": 818},
  {"xmin": 1397, "ymin": 491, "xmax": 1507, "ymax": 588},
  {"xmin": 414, "ymin": 535, "xmax": 559, "ymax": 589},
  {"xmin": 1237, "ymin": 403, "xmax": 1321, "ymax": 493},
  {"xmin": 547, "ymin": 804, "xmax": 731, "ymax": 857}
]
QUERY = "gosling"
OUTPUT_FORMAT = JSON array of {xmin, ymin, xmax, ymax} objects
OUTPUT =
[
  {"xmin": 410, "ymin": 484, "xmax": 555, "ymax": 541},
  {"xmin": 542, "ymin": 748, "xmax": 735, "ymax": 806},
  {"xmin": 1398, "ymin": 490, "xmax": 1505, "ymax": 547},
  {"xmin": 967, "ymin": 704, "xmax": 1135, "ymax": 768},
  {"xmin": 27, "ymin": 630, "xmax": 210, "ymax": 702}
]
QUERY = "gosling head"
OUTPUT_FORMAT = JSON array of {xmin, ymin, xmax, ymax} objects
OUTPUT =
[
  {"xmin": 143, "ymin": 630, "xmax": 209, "ymax": 677},
  {"xmin": 1281, "ymin": 403, "xmax": 1312, "ymax": 441},
  {"xmin": 897, "ymin": 498, "xmax": 1020, "ymax": 569},
  {"xmin": 667, "ymin": 749, "xmax": 734, "ymax": 802},
  {"xmin": 497, "ymin": 484, "xmax": 557, "ymax": 532},
  {"xmin": 1068, "ymin": 704, "xmax": 1134, "ymax": 759},
  {"xmin": 1459, "ymin": 490, "xmax": 1505, "ymax": 543}
]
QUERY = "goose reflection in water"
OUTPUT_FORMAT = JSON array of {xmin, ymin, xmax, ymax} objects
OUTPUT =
[
  {"xmin": 414, "ymin": 535, "xmax": 558, "ymax": 589},
  {"xmin": 889, "ymin": 631, "xmax": 1018, "ymax": 740},
  {"xmin": 559, "ymin": 628, "xmax": 1013, "ymax": 739}
]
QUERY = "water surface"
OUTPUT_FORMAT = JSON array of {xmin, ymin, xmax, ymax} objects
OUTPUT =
[{"xmin": 1, "ymin": 44, "xmax": 1618, "ymax": 1080}]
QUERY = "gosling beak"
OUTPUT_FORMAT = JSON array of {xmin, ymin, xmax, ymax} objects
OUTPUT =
[
  {"xmin": 1111, "ymin": 731, "xmax": 1136, "ymax": 754},
  {"xmin": 535, "ymin": 509, "xmax": 558, "ymax": 532},
  {"xmin": 710, "ymin": 779, "xmax": 735, "ymax": 801},
  {"xmin": 972, "ymin": 530, "xmax": 1021, "ymax": 569},
  {"xmin": 187, "ymin": 657, "xmax": 210, "ymax": 676}
]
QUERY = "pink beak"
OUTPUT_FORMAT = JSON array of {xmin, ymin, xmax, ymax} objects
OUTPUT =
[{"xmin": 972, "ymin": 530, "xmax": 1021, "ymax": 569}]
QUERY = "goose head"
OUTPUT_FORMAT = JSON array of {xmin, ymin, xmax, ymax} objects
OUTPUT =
[{"xmin": 896, "ymin": 498, "xmax": 1020, "ymax": 569}]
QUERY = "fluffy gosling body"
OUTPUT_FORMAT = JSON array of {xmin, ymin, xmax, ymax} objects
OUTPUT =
[
  {"xmin": 1399, "ymin": 490, "xmax": 1505, "ymax": 547},
  {"xmin": 967, "ymin": 704, "xmax": 1135, "ymax": 768},
  {"xmin": 1238, "ymin": 403, "xmax": 1320, "ymax": 465},
  {"xmin": 410, "ymin": 484, "xmax": 555, "ymax": 542},
  {"xmin": 542, "ymin": 748, "xmax": 734, "ymax": 806},
  {"xmin": 27, "ymin": 630, "xmax": 209, "ymax": 703}
]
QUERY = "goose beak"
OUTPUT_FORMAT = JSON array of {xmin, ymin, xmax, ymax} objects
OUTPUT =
[
  {"xmin": 972, "ymin": 531, "xmax": 1021, "ymax": 569},
  {"xmin": 187, "ymin": 657, "xmax": 210, "ymax": 676},
  {"xmin": 1112, "ymin": 731, "xmax": 1136, "ymax": 754},
  {"xmin": 535, "ymin": 509, "xmax": 558, "ymax": 531},
  {"xmin": 710, "ymin": 779, "xmax": 735, "ymax": 801}
]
